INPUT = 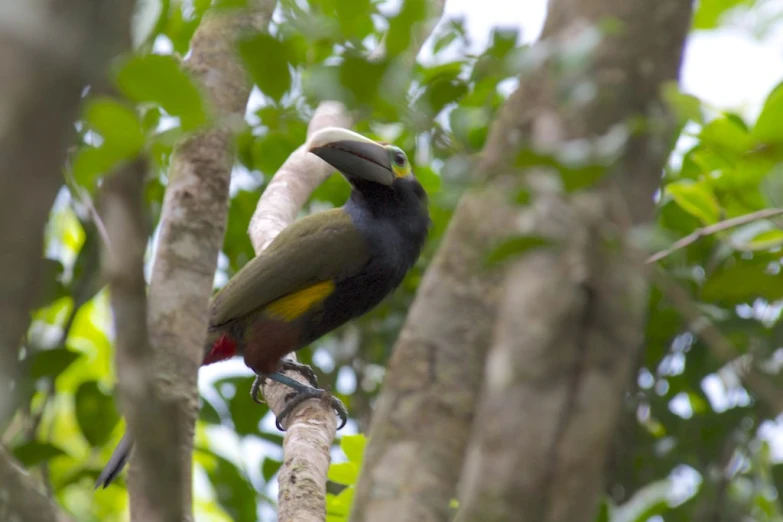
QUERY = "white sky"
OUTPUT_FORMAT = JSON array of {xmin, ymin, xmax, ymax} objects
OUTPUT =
[{"xmin": 194, "ymin": 1, "xmax": 783, "ymax": 518}]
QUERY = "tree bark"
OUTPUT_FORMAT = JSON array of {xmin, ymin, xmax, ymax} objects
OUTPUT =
[
  {"xmin": 0, "ymin": 446, "xmax": 71, "ymax": 522},
  {"xmin": 0, "ymin": 0, "xmax": 130, "ymax": 428},
  {"xmin": 0, "ymin": 3, "xmax": 132, "ymax": 520},
  {"xmin": 455, "ymin": 2, "xmax": 694, "ymax": 522},
  {"xmin": 101, "ymin": 158, "xmax": 188, "ymax": 522},
  {"xmin": 124, "ymin": 2, "xmax": 275, "ymax": 521}
]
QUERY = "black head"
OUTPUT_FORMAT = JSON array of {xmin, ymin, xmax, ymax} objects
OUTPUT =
[{"xmin": 307, "ymin": 127, "xmax": 428, "ymax": 215}]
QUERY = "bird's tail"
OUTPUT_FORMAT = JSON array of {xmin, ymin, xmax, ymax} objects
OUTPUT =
[
  {"xmin": 95, "ymin": 433, "xmax": 133, "ymax": 489},
  {"xmin": 95, "ymin": 331, "xmax": 230, "ymax": 489}
]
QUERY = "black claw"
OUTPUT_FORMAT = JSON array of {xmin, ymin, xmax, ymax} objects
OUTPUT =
[
  {"xmin": 274, "ymin": 388, "xmax": 348, "ymax": 431},
  {"xmin": 277, "ymin": 360, "xmax": 319, "ymax": 388}
]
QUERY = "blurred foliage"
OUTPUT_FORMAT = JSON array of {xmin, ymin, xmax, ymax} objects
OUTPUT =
[
  {"xmin": 6, "ymin": 1, "xmax": 783, "ymax": 522},
  {"xmin": 324, "ymin": 434, "xmax": 366, "ymax": 522}
]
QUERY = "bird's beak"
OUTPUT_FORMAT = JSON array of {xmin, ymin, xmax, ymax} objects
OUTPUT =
[{"xmin": 307, "ymin": 127, "xmax": 394, "ymax": 186}]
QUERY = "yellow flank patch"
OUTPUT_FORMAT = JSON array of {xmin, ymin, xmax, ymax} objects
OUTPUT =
[{"xmin": 264, "ymin": 280, "xmax": 335, "ymax": 322}]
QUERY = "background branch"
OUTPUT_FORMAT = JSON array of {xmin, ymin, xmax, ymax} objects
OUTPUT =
[
  {"xmin": 646, "ymin": 208, "xmax": 783, "ymax": 264},
  {"xmin": 101, "ymin": 158, "xmax": 186, "ymax": 522},
  {"xmin": 0, "ymin": 0, "xmax": 115, "ymax": 428},
  {"xmin": 121, "ymin": 2, "xmax": 275, "ymax": 520},
  {"xmin": 0, "ymin": 446, "xmax": 71, "ymax": 522},
  {"xmin": 0, "ymin": 1, "xmax": 133, "ymax": 520}
]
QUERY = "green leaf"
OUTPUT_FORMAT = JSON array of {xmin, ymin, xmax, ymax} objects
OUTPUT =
[
  {"xmin": 485, "ymin": 235, "xmax": 553, "ymax": 268},
  {"xmin": 12, "ymin": 441, "xmax": 66, "ymax": 467},
  {"xmin": 74, "ymin": 381, "xmax": 120, "ymax": 447},
  {"xmin": 593, "ymin": 498, "xmax": 610, "ymax": 522},
  {"xmin": 450, "ymin": 106, "xmax": 490, "ymax": 151},
  {"xmin": 33, "ymin": 258, "xmax": 65, "ymax": 308},
  {"xmin": 223, "ymin": 189, "xmax": 259, "ymax": 273},
  {"xmin": 515, "ymin": 148, "xmax": 607, "ymax": 192},
  {"xmin": 199, "ymin": 395, "xmax": 222, "ymax": 424},
  {"xmin": 611, "ymin": 479, "xmax": 671, "ymax": 522},
  {"xmin": 326, "ymin": 486, "xmax": 355, "ymax": 519},
  {"xmin": 753, "ymin": 81, "xmax": 783, "ymax": 144},
  {"xmin": 261, "ymin": 457, "xmax": 282, "ymax": 481},
  {"xmin": 328, "ymin": 462, "xmax": 358, "ymax": 485},
  {"xmin": 71, "ymin": 147, "xmax": 124, "ymax": 189},
  {"xmin": 745, "ymin": 229, "xmax": 783, "ymax": 251},
  {"xmin": 661, "ymin": 82, "xmax": 702, "ymax": 125},
  {"xmin": 335, "ymin": 0, "xmax": 375, "ymax": 40},
  {"xmin": 339, "ymin": 56, "xmax": 390, "ymax": 107},
  {"xmin": 84, "ymin": 97, "xmax": 145, "ymax": 153},
  {"xmin": 132, "ymin": 0, "xmax": 166, "ymax": 49},
  {"xmin": 28, "ymin": 347, "xmax": 83, "ymax": 380},
  {"xmin": 693, "ymin": 0, "xmax": 753, "ymax": 30},
  {"xmin": 209, "ymin": 454, "xmax": 257, "ymax": 522},
  {"xmin": 666, "ymin": 181, "xmax": 720, "ymax": 225},
  {"xmin": 73, "ymin": 97, "xmax": 146, "ymax": 187},
  {"xmin": 340, "ymin": 434, "xmax": 367, "ymax": 464},
  {"xmin": 115, "ymin": 54, "xmax": 207, "ymax": 130},
  {"xmin": 702, "ymin": 260, "xmax": 783, "ymax": 304},
  {"xmin": 238, "ymin": 33, "xmax": 292, "ymax": 101},
  {"xmin": 214, "ymin": 376, "xmax": 268, "ymax": 437},
  {"xmin": 700, "ymin": 117, "xmax": 753, "ymax": 156},
  {"xmin": 385, "ymin": 0, "xmax": 428, "ymax": 58}
]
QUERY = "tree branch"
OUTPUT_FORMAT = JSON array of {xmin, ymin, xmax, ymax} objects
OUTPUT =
[
  {"xmin": 0, "ymin": 445, "xmax": 72, "ymax": 522},
  {"xmin": 645, "ymin": 208, "xmax": 783, "ymax": 264},
  {"xmin": 101, "ymin": 158, "xmax": 188, "ymax": 522},
  {"xmin": 455, "ymin": 2, "xmax": 693, "ymax": 522},
  {"xmin": 0, "ymin": 2, "xmax": 132, "ymax": 520},
  {"xmin": 0, "ymin": 0, "xmax": 110, "ymax": 428},
  {"xmin": 247, "ymin": 4, "xmax": 446, "ymax": 521},
  {"xmin": 120, "ymin": 2, "xmax": 275, "ymax": 520}
]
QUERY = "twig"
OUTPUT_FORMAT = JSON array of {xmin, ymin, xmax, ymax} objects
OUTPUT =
[
  {"xmin": 0, "ymin": 445, "xmax": 72, "ymax": 522},
  {"xmin": 652, "ymin": 269, "xmax": 783, "ymax": 414},
  {"xmin": 646, "ymin": 208, "xmax": 783, "ymax": 264}
]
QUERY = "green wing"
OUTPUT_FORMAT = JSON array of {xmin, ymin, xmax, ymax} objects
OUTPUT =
[{"xmin": 209, "ymin": 208, "xmax": 369, "ymax": 326}]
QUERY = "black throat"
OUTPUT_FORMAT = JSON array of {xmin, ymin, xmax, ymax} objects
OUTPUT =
[{"xmin": 344, "ymin": 177, "xmax": 430, "ymax": 259}]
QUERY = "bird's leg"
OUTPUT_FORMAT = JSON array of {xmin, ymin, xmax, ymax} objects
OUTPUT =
[
  {"xmin": 250, "ymin": 371, "xmax": 348, "ymax": 431},
  {"xmin": 250, "ymin": 360, "xmax": 318, "ymax": 405}
]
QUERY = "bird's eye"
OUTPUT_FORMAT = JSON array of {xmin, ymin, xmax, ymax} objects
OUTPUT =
[{"xmin": 393, "ymin": 151, "xmax": 406, "ymax": 167}]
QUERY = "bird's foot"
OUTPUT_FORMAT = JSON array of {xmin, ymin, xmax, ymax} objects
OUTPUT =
[
  {"xmin": 249, "ymin": 360, "xmax": 319, "ymax": 405},
  {"xmin": 277, "ymin": 359, "xmax": 319, "ymax": 387},
  {"xmin": 256, "ymin": 371, "xmax": 347, "ymax": 431}
]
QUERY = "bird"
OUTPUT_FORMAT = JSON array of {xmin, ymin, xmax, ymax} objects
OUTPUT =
[{"xmin": 95, "ymin": 127, "xmax": 431, "ymax": 489}]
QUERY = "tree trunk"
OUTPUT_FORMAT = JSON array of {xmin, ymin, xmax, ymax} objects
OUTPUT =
[{"xmin": 456, "ymin": 1, "xmax": 693, "ymax": 521}]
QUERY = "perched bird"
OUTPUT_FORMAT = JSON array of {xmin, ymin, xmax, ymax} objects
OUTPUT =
[{"xmin": 95, "ymin": 127, "xmax": 431, "ymax": 488}]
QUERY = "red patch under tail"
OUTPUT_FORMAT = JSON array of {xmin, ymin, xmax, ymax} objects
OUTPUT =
[{"xmin": 203, "ymin": 333, "xmax": 238, "ymax": 365}]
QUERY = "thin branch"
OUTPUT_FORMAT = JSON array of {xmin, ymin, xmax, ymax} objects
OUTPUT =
[
  {"xmin": 646, "ymin": 208, "xmax": 783, "ymax": 264},
  {"xmin": 101, "ymin": 157, "xmax": 186, "ymax": 522},
  {"xmin": 247, "ymin": 4, "xmax": 447, "ymax": 520},
  {"xmin": 0, "ymin": 445, "xmax": 72, "ymax": 522},
  {"xmin": 115, "ymin": 2, "xmax": 276, "ymax": 520},
  {"xmin": 652, "ymin": 269, "xmax": 783, "ymax": 414}
]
